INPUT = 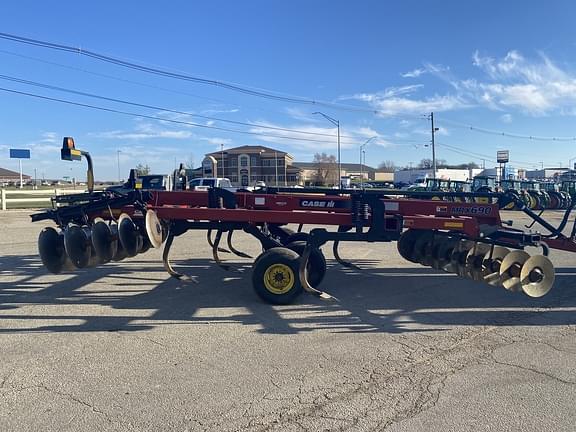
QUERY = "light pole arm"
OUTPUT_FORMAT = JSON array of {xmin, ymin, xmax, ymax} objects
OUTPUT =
[{"xmin": 312, "ymin": 111, "xmax": 338, "ymax": 126}]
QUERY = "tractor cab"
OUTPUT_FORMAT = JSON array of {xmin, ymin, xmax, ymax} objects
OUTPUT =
[
  {"xmin": 425, "ymin": 178, "xmax": 449, "ymax": 191},
  {"xmin": 472, "ymin": 176, "xmax": 496, "ymax": 192},
  {"xmin": 449, "ymin": 180, "xmax": 470, "ymax": 192},
  {"xmin": 521, "ymin": 180, "xmax": 539, "ymax": 191},
  {"xmin": 500, "ymin": 179, "xmax": 521, "ymax": 191}
]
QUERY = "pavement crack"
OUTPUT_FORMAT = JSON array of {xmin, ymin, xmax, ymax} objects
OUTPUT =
[{"xmin": 490, "ymin": 353, "xmax": 575, "ymax": 385}]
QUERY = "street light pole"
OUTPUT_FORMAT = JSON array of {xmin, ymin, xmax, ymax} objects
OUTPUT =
[
  {"xmin": 275, "ymin": 151, "xmax": 278, "ymax": 186},
  {"xmin": 313, "ymin": 111, "xmax": 341, "ymax": 187},
  {"xmin": 220, "ymin": 144, "xmax": 224, "ymax": 178},
  {"xmin": 359, "ymin": 136, "xmax": 377, "ymax": 189},
  {"xmin": 116, "ymin": 150, "xmax": 121, "ymax": 183}
]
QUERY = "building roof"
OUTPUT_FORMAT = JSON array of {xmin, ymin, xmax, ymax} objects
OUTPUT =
[
  {"xmin": 0, "ymin": 167, "xmax": 30, "ymax": 179},
  {"xmin": 206, "ymin": 145, "xmax": 290, "ymax": 157},
  {"xmin": 293, "ymin": 162, "xmax": 376, "ymax": 172}
]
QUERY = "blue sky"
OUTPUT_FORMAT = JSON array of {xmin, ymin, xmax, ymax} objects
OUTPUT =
[{"xmin": 1, "ymin": 1, "xmax": 576, "ymax": 180}]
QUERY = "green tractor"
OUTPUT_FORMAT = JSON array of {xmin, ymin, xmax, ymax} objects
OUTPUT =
[
  {"xmin": 520, "ymin": 180, "xmax": 550, "ymax": 210},
  {"xmin": 499, "ymin": 179, "xmax": 523, "ymax": 210},
  {"xmin": 560, "ymin": 180, "xmax": 576, "ymax": 208},
  {"xmin": 471, "ymin": 176, "xmax": 497, "ymax": 204},
  {"xmin": 448, "ymin": 180, "xmax": 471, "ymax": 202},
  {"xmin": 541, "ymin": 182, "xmax": 569, "ymax": 209}
]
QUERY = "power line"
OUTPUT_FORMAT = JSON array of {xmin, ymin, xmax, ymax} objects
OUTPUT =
[
  {"xmin": 439, "ymin": 117, "xmax": 576, "ymax": 142},
  {"xmin": 0, "ymin": 86, "xmax": 354, "ymax": 145},
  {"xmin": 0, "ymin": 31, "xmax": 424, "ymax": 119},
  {"xmin": 0, "ymin": 74, "xmax": 347, "ymax": 138},
  {"xmin": 0, "ymin": 73, "xmax": 429, "ymax": 147},
  {"xmin": 0, "ymin": 48, "xmax": 306, "ymax": 118},
  {"xmin": 436, "ymin": 141, "xmax": 554, "ymax": 167}
]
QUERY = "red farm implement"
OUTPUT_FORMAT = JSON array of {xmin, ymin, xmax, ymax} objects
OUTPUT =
[{"xmin": 31, "ymin": 138, "xmax": 576, "ymax": 304}]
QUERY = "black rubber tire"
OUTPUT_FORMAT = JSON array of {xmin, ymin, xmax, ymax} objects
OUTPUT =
[
  {"xmin": 252, "ymin": 247, "xmax": 303, "ymax": 305},
  {"xmin": 397, "ymin": 229, "xmax": 423, "ymax": 263},
  {"xmin": 285, "ymin": 241, "xmax": 326, "ymax": 287},
  {"xmin": 412, "ymin": 231, "xmax": 434, "ymax": 265}
]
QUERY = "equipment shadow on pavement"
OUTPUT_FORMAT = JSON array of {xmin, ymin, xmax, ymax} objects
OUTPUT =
[{"xmin": 0, "ymin": 254, "xmax": 575, "ymax": 335}]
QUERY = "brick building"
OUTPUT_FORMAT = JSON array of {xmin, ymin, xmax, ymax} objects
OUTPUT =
[{"xmin": 201, "ymin": 145, "xmax": 300, "ymax": 187}]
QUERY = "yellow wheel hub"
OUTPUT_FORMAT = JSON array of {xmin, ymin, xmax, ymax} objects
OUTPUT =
[{"xmin": 263, "ymin": 263, "xmax": 295, "ymax": 294}]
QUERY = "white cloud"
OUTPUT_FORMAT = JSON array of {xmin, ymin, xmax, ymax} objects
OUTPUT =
[
  {"xmin": 93, "ymin": 130, "xmax": 193, "ymax": 140},
  {"xmin": 401, "ymin": 68, "xmax": 426, "ymax": 78},
  {"xmin": 346, "ymin": 51, "xmax": 576, "ymax": 117},
  {"xmin": 201, "ymin": 107, "xmax": 240, "ymax": 115},
  {"xmin": 343, "ymin": 91, "xmax": 468, "ymax": 116},
  {"xmin": 469, "ymin": 50, "xmax": 576, "ymax": 115},
  {"xmin": 90, "ymin": 121, "xmax": 194, "ymax": 140},
  {"xmin": 201, "ymin": 137, "xmax": 232, "ymax": 145},
  {"xmin": 401, "ymin": 63, "xmax": 449, "ymax": 79},
  {"xmin": 246, "ymin": 121, "xmax": 393, "ymax": 151},
  {"xmin": 40, "ymin": 132, "xmax": 58, "ymax": 143},
  {"xmin": 500, "ymin": 113, "xmax": 512, "ymax": 123}
]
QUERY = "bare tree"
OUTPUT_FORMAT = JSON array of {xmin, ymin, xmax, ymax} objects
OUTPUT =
[
  {"xmin": 135, "ymin": 163, "xmax": 151, "ymax": 176},
  {"xmin": 418, "ymin": 158, "xmax": 433, "ymax": 169},
  {"xmin": 184, "ymin": 154, "xmax": 196, "ymax": 169},
  {"xmin": 312, "ymin": 152, "xmax": 338, "ymax": 186},
  {"xmin": 378, "ymin": 160, "xmax": 397, "ymax": 171}
]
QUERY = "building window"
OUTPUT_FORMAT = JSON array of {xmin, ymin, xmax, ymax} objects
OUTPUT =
[
  {"xmin": 278, "ymin": 175, "xmax": 285, "ymax": 182},
  {"xmin": 229, "ymin": 158, "xmax": 237, "ymax": 167},
  {"xmin": 229, "ymin": 175, "xmax": 238, "ymax": 183},
  {"xmin": 240, "ymin": 155, "xmax": 249, "ymax": 167},
  {"xmin": 262, "ymin": 159, "xmax": 272, "ymax": 167},
  {"xmin": 251, "ymin": 156, "xmax": 258, "ymax": 166},
  {"xmin": 241, "ymin": 174, "xmax": 249, "ymax": 186},
  {"xmin": 277, "ymin": 159, "xmax": 284, "ymax": 166}
]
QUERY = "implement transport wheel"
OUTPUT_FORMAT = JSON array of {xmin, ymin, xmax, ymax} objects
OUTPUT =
[
  {"xmin": 285, "ymin": 241, "xmax": 327, "ymax": 288},
  {"xmin": 252, "ymin": 247, "xmax": 303, "ymax": 304},
  {"xmin": 397, "ymin": 229, "xmax": 424, "ymax": 263}
]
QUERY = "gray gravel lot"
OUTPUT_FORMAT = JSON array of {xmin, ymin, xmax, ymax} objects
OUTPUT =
[{"xmin": 0, "ymin": 210, "xmax": 575, "ymax": 431}]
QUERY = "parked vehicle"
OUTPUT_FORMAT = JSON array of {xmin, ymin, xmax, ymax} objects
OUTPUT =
[{"xmin": 188, "ymin": 177, "xmax": 235, "ymax": 191}]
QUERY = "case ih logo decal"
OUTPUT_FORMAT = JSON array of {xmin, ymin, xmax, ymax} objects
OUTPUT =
[
  {"xmin": 299, "ymin": 199, "xmax": 350, "ymax": 209},
  {"xmin": 300, "ymin": 199, "xmax": 337, "ymax": 208},
  {"xmin": 451, "ymin": 206, "xmax": 492, "ymax": 215}
]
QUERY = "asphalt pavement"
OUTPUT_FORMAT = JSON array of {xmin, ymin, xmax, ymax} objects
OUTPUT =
[{"xmin": 0, "ymin": 210, "xmax": 575, "ymax": 431}]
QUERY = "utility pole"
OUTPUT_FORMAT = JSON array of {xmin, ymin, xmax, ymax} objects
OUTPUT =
[{"xmin": 430, "ymin": 112, "xmax": 438, "ymax": 180}]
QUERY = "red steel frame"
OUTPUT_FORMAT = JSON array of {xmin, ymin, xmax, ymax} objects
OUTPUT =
[
  {"xmin": 83, "ymin": 189, "xmax": 576, "ymax": 253},
  {"xmin": 135, "ymin": 190, "xmax": 501, "ymax": 239}
]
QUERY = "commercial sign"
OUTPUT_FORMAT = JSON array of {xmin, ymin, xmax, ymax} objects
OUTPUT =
[
  {"xmin": 9, "ymin": 148, "xmax": 30, "ymax": 159},
  {"xmin": 496, "ymin": 150, "xmax": 509, "ymax": 163}
]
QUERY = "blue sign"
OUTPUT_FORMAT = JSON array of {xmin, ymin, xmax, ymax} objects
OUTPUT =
[{"xmin": 9, "ymin": 149, "xmax": 31, "ymax": 159}]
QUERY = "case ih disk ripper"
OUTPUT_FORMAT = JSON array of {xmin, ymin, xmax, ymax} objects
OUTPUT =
[{"xmin": 31, "ymin": 138, "xmax": 576, "ymax": 304}]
